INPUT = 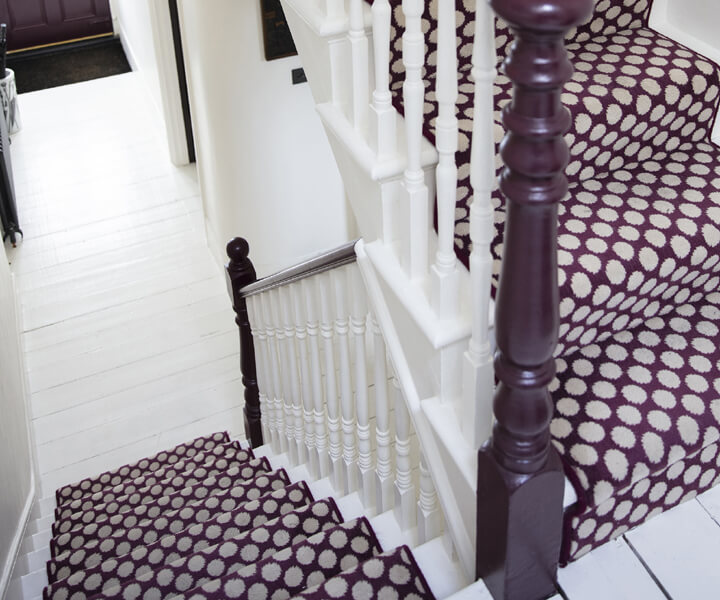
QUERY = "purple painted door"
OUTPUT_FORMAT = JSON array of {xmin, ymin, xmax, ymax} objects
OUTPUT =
[{"xmin": 0, "ymin": 0, "xmax": 113, "ymax": 51}]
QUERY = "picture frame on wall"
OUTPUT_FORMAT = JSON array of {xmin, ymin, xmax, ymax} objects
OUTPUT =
[{"xmin": 260, "ymin": 0, "xmax": 297, "ymax": 61}]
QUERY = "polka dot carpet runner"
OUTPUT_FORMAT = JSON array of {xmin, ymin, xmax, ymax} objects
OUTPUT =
[
  {"xmin": 375, "ymin": 0, "xmax": 720, "ymax": 563},
  {"xmin": 42, "ymin": 432, "xmax": 437, "ymax": 600}
]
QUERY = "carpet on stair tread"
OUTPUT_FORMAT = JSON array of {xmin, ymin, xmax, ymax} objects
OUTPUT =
[
  {"xmin": 379, "ymin": 0, "xmax": 720, "ymax": 565},
  {"xmin": 97, "ymin": 498, "xmax": 344, "ymax": 600},
  {"xmin": 43, "ymin": 482, "xmax": 314, "ymax": 600},
  {"xmin": 47, "ymin": 469, "xmax": 291, "ymax": 583},
  {"xmin": 52, "ymin": 453, "xmax": 263, "ymax": 536},
  {"xmin": 553, "ymin": 297, "xmax": 720, "ymax": 561},
  {"xmin": 384, "ymin": 0, "xmax": 720, "ymax": 282},
  {"xmin": 291, "ymin": 545, "xmax": 435, "ymax": 600},
  {"xmin": 169, "ymin": 517, "xmax": 382, "ymax": 600},
  {"xmin": 55, "ymin": 431, "xmax": 230, "ymax": 506},
  {"xmin": 55, "ymin": 440, "xmax": 247, "ymax": 518},
  {"xmin": 50, "ymin": 458, "xmax": 272, "ymax": 558}
]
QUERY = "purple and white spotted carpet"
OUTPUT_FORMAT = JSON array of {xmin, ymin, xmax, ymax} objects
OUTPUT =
[
  {"xmin": 43, "ymin": 432, "xmax": 436, "ymax": 600},
  {"xmin": 372, "ymin": 0, "xmax": 720, "ymax": 563}
]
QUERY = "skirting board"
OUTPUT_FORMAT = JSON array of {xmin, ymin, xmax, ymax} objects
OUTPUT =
[{"xmin": 0, "ymin": 474, "xmax": 36, "ymax": 600}]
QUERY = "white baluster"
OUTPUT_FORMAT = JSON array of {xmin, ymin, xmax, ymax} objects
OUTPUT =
[
  {"xmin": 417, "ymin": 453, "xmax": 444, "ymax": 543},
  {"xmin": 318, "ymin": 272, "xmax": 343, "ymax": 488},
  {"xmin": 292, "ymin": 282, "xmax": 317, "ymax": 475},
  {"xmin": 400, "ymin": 0, "xmax": 429, "ymax": 281},
  {"xmin": 333, "ymin": 267, "xmax": 358, "ymax": 494},
  {"xmin": 269, "ymin": 287, "xmax": 296, "ymax": 461},
  {"xmin": 371, "ymin": 314, "xmax": 394, "ymax": 513},
  {"xmin": 260, "ymin": 293, "xmax": 286, "ymax": 454},
  {"xmin": 463, "ymin": 3, "xmax": 497, "ymax": 448},
  {"xmin": 303, "ymin": 277, "xmax": 330, "ymax": 478},
  {"xmin": 431, "ymin": 0, "xmax": 460, "ymax": 317},
  {"xmin": 369, "ymin": 0, "xmax": 396, "ymax": 159},
  {"xmin": 279, "ymin": 285, "xmax": 305, "ymax": 464},
  {"xmin": 350, "ymin": 266, "xmax": 374, "ymax": 509},
  {"xmin": 392, "ymin": 376, "xmax": 416, "ymax": 530},
  {"xmin": 349, "ymin": 0, "xmax": 369, "ymax": 134},
  {"xmin": 246, "ymin": 296, "xmax": 271, "ymax": 444}
]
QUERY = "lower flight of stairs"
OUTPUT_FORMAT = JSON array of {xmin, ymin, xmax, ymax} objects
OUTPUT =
[{"xmin": 6, "ymin": 432, "xmax": 477, "ymax": 600}]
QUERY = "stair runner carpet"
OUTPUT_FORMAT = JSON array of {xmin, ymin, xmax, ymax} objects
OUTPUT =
[
  {"xmin": 376, "ymin": 0, "xmax": 720, "ymax": 562},
  {"xmin": 42, "ymin": 432, "xmax": 436, "ymax": 600}
]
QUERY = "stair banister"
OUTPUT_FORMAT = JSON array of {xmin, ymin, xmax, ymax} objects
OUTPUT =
[
  {"xmin": 318, "ymin": 270, "xmax": 344, "ymax": 489},
  {"xmin": 401, "ymin": 0, "xmax": 430, "ymax": 281},
  {"xmin": 246, "ymin": 296, "xmax": 272, "ymax": 445},
  {"xmin": 291, "ymin": 282, "xmax": 317, "ymax": 473},
  {"xmin": 369, "ymin": 0, "xmax": 397, "ymax": 159},
  {"xmin": 462, "ymin": 1, "xmax": 498, "ymax": 449},
  {"xmin": 225, "ymin": 238, "xmax": 263, "ymax": 448},
  {"xmin": 476, "ymin": 0, "xmax": 594, "ymax": 598},
  {"xmin": 349, "ymin": 0, "xmax": 370, "ymax": 133},
  {"xmin": 371, "ymin": 313, "xmax": 394, "ymax": 514},
  {"xmin": 301, "ymin": 277, "xmax": 329, "ymax": 478},
  {"xmin": 351, "ymin": 265, "xmax": 374, "ymax": 509},
  {"xmin": 431, "ymin": 0, "xmax": 461, "ymax": 318},
  {"xmin": 332, "ymin": 267, "xmax": 360, "ymax": 494}
]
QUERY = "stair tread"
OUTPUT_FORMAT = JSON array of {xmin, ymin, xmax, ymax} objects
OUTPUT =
[
  {"xmin": 291, "ymin": 544, "xmax": 436, "ymax": 599},
  {"xmin": 171, "ymin": 517, "xmax": 382, "ymax": 600},
  {"xmin": 98, "ymin": 498, "xmax": 344, "ymax": 600},
  {"xmin": 54, "ymin": 440, "xmax": 244, "ymax": 518},
  {"xmin": 55, "ymin": 431, "xmax": 230, "ymax": 506},
  {"xmin": 52, "ymin": 451, "xmax": 260, "ymax": 536},
  {"xmin": 44, "ymin": 480, "xmax": 313, "ymax": 599},
  {"xmin": 48, "ymin": 467, "xmax": 289, "ymax": 582},
  {"xmin": 54, "ymin": 443, "xmax": 252, "ymax": 524}
]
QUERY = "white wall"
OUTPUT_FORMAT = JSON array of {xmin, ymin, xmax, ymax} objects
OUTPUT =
[
  {"xmin": 110, "ymin": 0, "xmax": 189, "ymax": 164},
  {"xmin": 177, "ymin": 0, "xmax": 354, "ymax": 277},
  {"xmin": 0, "ymin": 244, "xmax": 34, "ymax": 596}
]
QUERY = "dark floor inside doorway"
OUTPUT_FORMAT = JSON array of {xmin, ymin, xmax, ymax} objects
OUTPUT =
[{"xmin": 8, "ymin": 38, "xmax": 131, "ymax": 94}]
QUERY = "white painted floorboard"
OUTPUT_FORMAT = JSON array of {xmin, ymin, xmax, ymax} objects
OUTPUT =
[
  {"xmin": 6, "ymin": 73, "xmax": 244, "ymax": 504},
  {"xmin": 5, "ymin": 71, "xmax": 720, "ymax": 600}
]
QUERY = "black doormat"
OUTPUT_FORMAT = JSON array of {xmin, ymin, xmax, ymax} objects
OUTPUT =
[{"xmin": 7, "ymin": 38, "xmax": 131, "ymax": 94}]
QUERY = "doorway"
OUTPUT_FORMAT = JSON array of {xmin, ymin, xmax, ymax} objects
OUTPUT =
[{"xmin": 0, "ymin": 0, "xmax": 113, "ymax": 52}]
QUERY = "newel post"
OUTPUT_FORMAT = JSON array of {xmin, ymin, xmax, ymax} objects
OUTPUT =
[
  {"xmin": 226, "ymin": 237, "xmax": 263, "ymax": 448},
  {"xmin": 476, "ymin": 1, "xmax": 594, "ymax": 599}
]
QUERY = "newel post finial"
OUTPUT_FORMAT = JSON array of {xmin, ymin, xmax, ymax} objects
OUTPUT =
[
  {"xmin": 226, "ymin": 237, "xmax": 263, "ymax": 448},
  {"xmin": 476, "ymin": 0, "xmax": 594, "ymax": 598}
]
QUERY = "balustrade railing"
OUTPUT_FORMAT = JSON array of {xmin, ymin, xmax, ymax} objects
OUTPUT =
[{"xmin": 228, "ymin": 239, "xmax": 439, "ymax": 534}]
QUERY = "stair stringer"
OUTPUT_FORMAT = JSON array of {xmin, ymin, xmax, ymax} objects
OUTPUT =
[
  {"xmin": 281, "ymin": 0, "xmax": 372, "ymax": 109},
  {"xmin": 355, "ymin": 239, "xmax": 478, "ymax": 580}
]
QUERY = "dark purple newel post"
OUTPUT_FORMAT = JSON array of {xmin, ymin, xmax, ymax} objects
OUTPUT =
[
  {"xmin": 476, "ymin": 0, "xmax": 594, "ymax": 598},
  {"xmin": 226, "ymin": 237, "xmax": 263, "ymax": 448}
]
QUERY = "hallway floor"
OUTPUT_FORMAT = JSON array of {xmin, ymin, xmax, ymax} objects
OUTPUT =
[
  {"xmin": 5, "ymin": 73, "xmax": 720, "ymax": 600},
  {"xmin": 7, "ymin": 72, "xmax": 244, "ymax": 501}
]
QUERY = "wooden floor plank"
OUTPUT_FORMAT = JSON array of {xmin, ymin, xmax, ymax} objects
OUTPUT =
[
  {"xmin": 22, "ymin": 277, "xmax": 225, "ymax": 351},
  {"xmin": 30, "ymin": 330, "xmax": 239, "ymax": 419},
  {"xmin": 558, "ymin": 537, "xmax": 667, "ymax": 600},
  {"xmin": 624, "ymin": 499, "xmax": 720, "ymax": 599},
  {"xmin": 698, "ymin": 484, "xmax": 720, "ymax": 526},
  {"xmin": 32, "ymin": 356, "xmax": 239, "ymax": 446}
]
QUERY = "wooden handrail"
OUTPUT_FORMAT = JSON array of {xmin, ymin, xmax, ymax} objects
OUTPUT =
[
  {"xmin": 238, "ymin": 240, "xmax": 358, "ymax": 298},
  {"xmin": 475, "ymin": 0, "xmax": 594, "ymax": 598}
]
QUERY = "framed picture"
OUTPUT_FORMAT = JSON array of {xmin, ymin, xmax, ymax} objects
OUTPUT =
[{"xmin": 260, "ymin": 0, "xmax": 297, "ymax": 61}]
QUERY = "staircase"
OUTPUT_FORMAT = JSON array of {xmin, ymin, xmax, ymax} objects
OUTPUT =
[
  {"xmin": 12, "ymin": 430, "xmax": 489, "ymax": 600},
  {"xmin": 277, "ymin": 0, "xmax": 720, "ymax": 595},
  {"xmin": 6, "ymin": 0, "xmax": 720, "ymax": 599}
]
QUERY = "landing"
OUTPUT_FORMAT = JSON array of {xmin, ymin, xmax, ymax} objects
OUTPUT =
[{"xmin": 6, "ymin": 72, "xmax": 244, "ymax": 499}]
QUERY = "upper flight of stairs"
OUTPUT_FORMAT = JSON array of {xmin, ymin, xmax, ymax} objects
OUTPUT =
[
  {"xmin": 281, "ymin": 0, "xmax": 720, "ymax": 575},
  {"xmin": 7, "ymin": 432, "xmax": 482, "ymax": 600}
]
